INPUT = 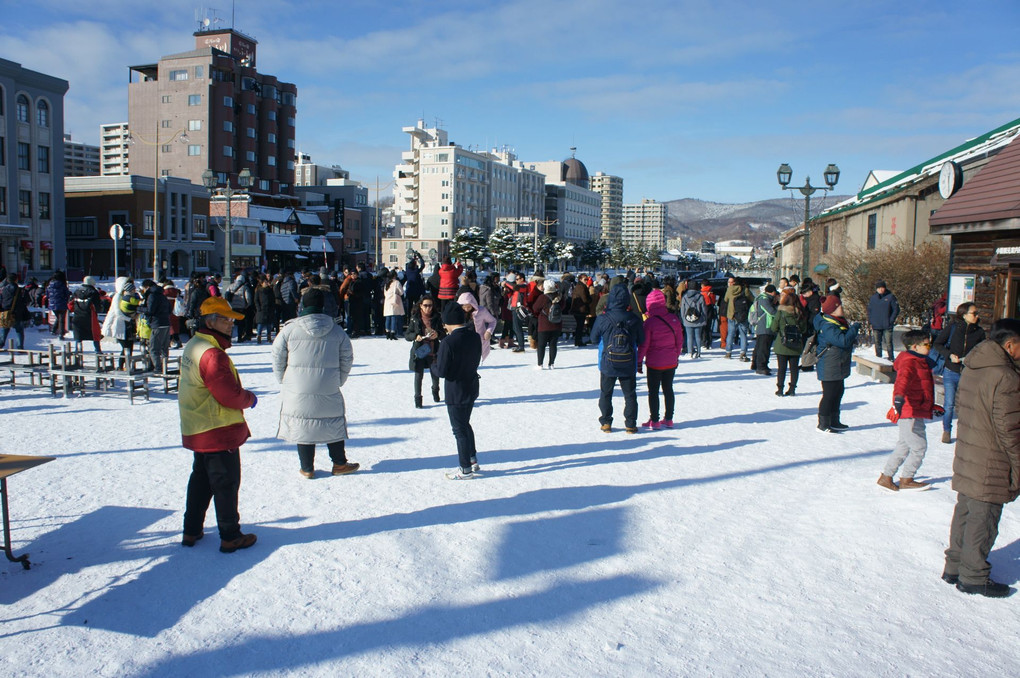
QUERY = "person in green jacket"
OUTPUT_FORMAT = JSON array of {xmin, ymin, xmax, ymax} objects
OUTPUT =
[{"xmin": 769, "ymin": 290, "xmax": 809, "ymax": 396}]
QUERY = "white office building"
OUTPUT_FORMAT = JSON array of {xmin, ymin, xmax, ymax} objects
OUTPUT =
[
  {"xmin": 391, "ymin": 119, "xmax": 546, "ymax": 243},
  {"xmin": 526, "ymin": 155, "xmax": 601, "ymax": 244},
  {"xmin": 64, "ymin": 134, "xmax": 100, "ymax": 176},
  {"xmin": 622, "ymin": 199, "xmax": 666, "ymax": 250}
]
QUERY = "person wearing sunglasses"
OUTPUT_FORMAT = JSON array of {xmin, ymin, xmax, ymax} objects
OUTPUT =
[{"xmin": 406, "ymin": 296, "xmax": 445, "ymax": 408}]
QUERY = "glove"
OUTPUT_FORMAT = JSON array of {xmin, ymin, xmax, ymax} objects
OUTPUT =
[
  {"xmin": 886, "ymin": 406, "xmax": 900, "ymax": 424},
  {"xmin": 893, "ymin": 396, "xmax": 904, "ymax": 417},
  {"xmin": 250, "ymin": 394, "xmax": 258, "ymax": 409}
]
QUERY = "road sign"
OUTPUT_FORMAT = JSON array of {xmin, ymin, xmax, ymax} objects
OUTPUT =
[{"xmin": 109, "ymin": 224, "xmax": 124, "ymax": 240}]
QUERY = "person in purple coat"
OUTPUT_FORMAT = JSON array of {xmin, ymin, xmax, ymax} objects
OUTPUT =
[{"xmin": 637, "ymin": 288, "xmax": 684, "ymax": 429}]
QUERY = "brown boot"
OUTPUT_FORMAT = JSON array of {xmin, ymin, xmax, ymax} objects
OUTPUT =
[
  {"xmin": 941, "ymin": 431, "xmax": 952, "ymax": 444},
  {"xmin": 332, "ymin": 462, "xmax": 360, "ymax": 475},
  {"xmin": 899, "ymin": 477, "xmax": 931, "ymax": 491},
  {"xmin": 876, "ymin": 474, "xmax": 899, "ymax": 492},
  {"xmin": 219, "ymin": 533, "xmax": 257, "ymax": 553},
  {"xmin": 498, "ymin": 337, "xmax": 507, "ymax": 349}
]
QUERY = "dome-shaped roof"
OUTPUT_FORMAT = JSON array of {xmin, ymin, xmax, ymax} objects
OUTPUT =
[{"xmin": 562, "ymin": 157, "xmax": 589, "ymax": 188}]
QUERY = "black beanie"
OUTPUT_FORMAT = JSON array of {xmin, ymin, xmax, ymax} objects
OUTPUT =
[{"xmin": 442, "ymin": 302, "xmax": 467, "ymax": 325}]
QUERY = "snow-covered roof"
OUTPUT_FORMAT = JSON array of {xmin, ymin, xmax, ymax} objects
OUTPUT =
[{"xmin": 265, "ymin": 233, "xmax": 300, "ymax": 252}]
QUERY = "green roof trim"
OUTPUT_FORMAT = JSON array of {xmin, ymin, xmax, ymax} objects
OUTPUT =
[{"xmin": 812, "ymin": 115, "xmax": 1020, "ymax": 222}]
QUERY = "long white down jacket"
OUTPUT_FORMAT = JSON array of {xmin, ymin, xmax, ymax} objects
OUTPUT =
[{"xmin": 272, "ymin": 313, "xmax": 353, "ymax": 443}]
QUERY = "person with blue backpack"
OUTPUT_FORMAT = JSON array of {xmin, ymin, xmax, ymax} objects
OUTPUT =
[{"xmin": 591, "ymin": 284, "xmax": 645, "ymax": 434}]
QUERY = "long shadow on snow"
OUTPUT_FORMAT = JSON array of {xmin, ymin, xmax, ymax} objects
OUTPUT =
[
  {"xmin": 13, "ymin": 447, "xmax": 882, "ymax": 641},
  {"xmin": 990, "ymin": 537, "xmax": 1020, "ymax": 585},
  {"xmin": 132, "ymin": 573, "xmax": 656, "ymax": 676}
]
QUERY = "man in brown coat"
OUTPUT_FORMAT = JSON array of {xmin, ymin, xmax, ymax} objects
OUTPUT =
[{"xmin": 942, "ymin": 318, "xmax": 1020, "ymax": 598}]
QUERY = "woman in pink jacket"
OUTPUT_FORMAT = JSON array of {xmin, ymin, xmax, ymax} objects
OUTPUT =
[{"xmin": 637, "ymin": 288, "xmax": 684, "ymax": 429}]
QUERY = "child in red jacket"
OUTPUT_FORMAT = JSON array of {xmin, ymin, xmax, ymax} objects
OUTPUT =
[{"xmin": 878, "ymin": 330, "xmax": 935, "ymax": 492}]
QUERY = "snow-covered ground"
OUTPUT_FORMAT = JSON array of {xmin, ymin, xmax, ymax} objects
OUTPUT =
[{"xmin": 1, "ymin": 322, "xmax": 1017, "ymax": 677}]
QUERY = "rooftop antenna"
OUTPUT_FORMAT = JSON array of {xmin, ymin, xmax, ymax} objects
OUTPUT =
[{"xmin": 570, "ymin": 146, "xmax": 577, "ymax": 158}]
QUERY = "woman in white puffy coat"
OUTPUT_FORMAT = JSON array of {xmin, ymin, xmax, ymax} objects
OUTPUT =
[{"xmin": 272, "ymin": 288, "xmax": 359, "ymax": 479}]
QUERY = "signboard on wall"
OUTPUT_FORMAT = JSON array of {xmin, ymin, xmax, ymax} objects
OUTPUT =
[{"xmin": 948, "ymin": 273, "xmax": 975, "ymax": 313}]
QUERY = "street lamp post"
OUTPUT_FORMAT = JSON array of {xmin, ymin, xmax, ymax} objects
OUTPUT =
[
  {"xmin": 776, "ymin": 163, "xmax": 840, "ymax": 280},
  {"xmin": 129, "ymin": 127, "xmax": 189, "ymax": 275},
  {"xmin": 203, "ymin": 168, "xmax": 253, "ymax": 282}
]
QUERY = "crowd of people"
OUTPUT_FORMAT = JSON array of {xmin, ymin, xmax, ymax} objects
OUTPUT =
[{"xmin": 2, "ymin": 261, "xmax": 1018, "ymax": 597}]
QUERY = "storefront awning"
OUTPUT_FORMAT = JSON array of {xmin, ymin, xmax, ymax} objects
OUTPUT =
[
  {"xmin": 20, "ymin": 239, "xmax": 34, "ymax": 249},
  {"xmin": 40, "ymin": 241, "xmax": 54, "ymax": 250}
]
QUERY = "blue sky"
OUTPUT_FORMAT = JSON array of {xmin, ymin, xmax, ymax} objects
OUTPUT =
[{"xmin": 4, "ymin": 0, "xmax": 1020, "ymax": 205}]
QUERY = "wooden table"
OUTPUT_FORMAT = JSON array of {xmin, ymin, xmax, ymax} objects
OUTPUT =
[{"xmin": 1, "ymin": 454, "xmax": 55, "ymax": 570}]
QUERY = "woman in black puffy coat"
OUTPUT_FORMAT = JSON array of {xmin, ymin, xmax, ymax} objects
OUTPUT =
[{"xmin": 405, "ymin": 296, "xmax": 447, "ymax": 408}]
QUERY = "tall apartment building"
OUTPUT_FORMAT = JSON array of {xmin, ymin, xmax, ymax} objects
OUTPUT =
[
  {"xmin": 391, "ymin": 120, "xmax": 545, "ymax": 243},
  {"xmin": 100, "ymin": 122, "xmax": 131, "ymax": 176},
  {"xmin": 622, "ymin": 198, "xmax": 667, "ymax": 250},
  {"xmin": 589, "ymin": 171, "xmax": 623, "ymax": 242},
  {"xmin": 127, "ymin": 27, "xmax": 297, "ymax": 196},
  {"xmin": 0, "ymin": 58, "xmax": 69, "ymax": 277},
  {"xmin": 63, "ymin": 134, "xmax": 100, "ymax": 177}
]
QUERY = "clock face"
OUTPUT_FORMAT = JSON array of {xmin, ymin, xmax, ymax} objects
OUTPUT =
[{"xmin": 939, "ymin": 161, "xmax": 961, "ymax": 199}]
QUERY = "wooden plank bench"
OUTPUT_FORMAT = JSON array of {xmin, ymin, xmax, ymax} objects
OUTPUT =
[
  {"xmin": 0, "ymin": 348, "xmax": 56, "ymax": 390},
  {"xmin": 853, "ymin": 352, "xmax": 896, "ymax": 384},
  {"xmin": 1, "ymin": 454, "xmax": 56, "ymax": 570}
]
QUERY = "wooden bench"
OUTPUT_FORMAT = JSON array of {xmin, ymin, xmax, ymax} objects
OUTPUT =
[
  {"xmin": 0, "ymin": 348, "xmax": 56, "ymax": 390},
  {"xmin": 853, "ymin": 352, "xmax": 896, "ymax": 384},
  {"xmin": 1, "ymin": 454, "xmax": 55, "ymax": 570},
  {"xmin": 154, "ymin": 356, "xmax": 181, "ymax": 394}
]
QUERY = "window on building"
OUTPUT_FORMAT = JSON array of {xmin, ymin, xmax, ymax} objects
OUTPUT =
[
  {"xmin": 245, "ymin": 151, "xmax": 256, "ymax": 162},
  {"xmin": 822, "ymin": 225, "xmax": 829, "ymax": 254},
  {"xmin": 247, "ymin": 103, "xmax": 256, "ymax": 115},
  {"xmin": 66, "ymin": 217, "xmax": 96, "ymax": 237},
  {"xmin": 161, "ymin": 169, "xmax": 170, "ymax": 176},
  {"xmin": 193, "ymin": 216, "xmax": 207, "ymax": 236},
  {"xmin": 287, "ymin": 139, "xmax": 295, "ymax": 149},
  {"xmin": 195, "ymin": 250, "xmax": 208, "ymax": 268},
  {"xmin": 143, "ymin": 211, "xmax": 154, "ymax": 234},
  {"xmin": 224, "ymin": 96, "xmax": 233, "ymax": 108},
  {"xmin": 188, "ymin": 119, "xmax": 202, "ymax": 131},
  {"xmin": 36, "ymin": 100, "xmax": 49, "ymax": 127},
  {"xmin": 246, "ymin": 127, "xmax": 256, "ymax": 138},
  {"xmin": 194, "ymin": 65, "xmax": 204, "ymax": 79},
  {"xmin": 232, "ymin": 230, "xmax": 243, "ymax": 244},
  {"xmin": 867, "ymin": 214, "xmax": 877, "ymax": 250},
  {"xmin": 223, "ymin": 120, "xmax": 233, "ymax": 132},
  {"xmin": 19, "ymin": 190, "xmax": 31, "ymax": 218},
  {"xmin": 161, "ymin": 119, "xmax": 171, "ymax": 128},
  {"xmin": 0, "ymin": 186, "xmax": 6, "ymax": 215},
  {"xmin": 188, "ymin": 94, "xmax": 201, "ymax": 106},
  {"xmin": 188, "ymin": 145, "xmax": 201, "ymax": 156},
  {"xmin": 246, "ymin": 231, "xmax": 258, "ymax": 245},
  {"xmin": 287, "ymin": 117, "xmax": 295, "ymax": 127},
  {"xmin": 268, "ymin": 110, "xmax": 277, "ymax": 121},
  {"xmin": 169, "ymin": 69, "xmax": 188, "ymax": 81},
  {"xmin": 267, "ymin": 156, "xmax": 276, "ymax": 166},
  {"xmin": 38, "ymin": 192, "xmax": 50, "ymax": 219},
  {"xmin": 16, "ymin": 94, "xmax": 29, "ymax": 123},
  {"xmin": 286, "ymin": 160, "xmax": 294, "ymax": 170},
  {"xmin": 223, "ymin": 146, "xmax": 233, "ymax": 157},
  {"xmin": 162, "ymin": 95, "xmax": 172, "ymax": 103},
  {"xmin": 66, "ymin": 249, "xmax": 82, "ymax": 267},
  {"xmin": 37, "ymin": 146, "xmax": 49, "ymax": 173},
  {"xmin": 267, "ymin": 133, "xmax": 276, "ymax": 143},
  {"xmin": 17, "ymin": 142, "xmax": 30, "ymax": 170},
  {"xmin": 161, "ymin": 144, "xmax": 172, "ymax": 153},
  {"xmin": 259, "ymin": 179, "xmax": 270, "ymax": 191}
]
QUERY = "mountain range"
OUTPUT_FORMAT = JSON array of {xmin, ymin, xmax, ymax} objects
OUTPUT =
[{"xmin": 664, "ymin": 196, "xmax": 851, "ymax": 249}]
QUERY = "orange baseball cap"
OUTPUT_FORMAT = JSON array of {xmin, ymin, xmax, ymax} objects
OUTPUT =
[{"xmin": 200, "ymin": 296, "xmax": 244, "ymax": 320}]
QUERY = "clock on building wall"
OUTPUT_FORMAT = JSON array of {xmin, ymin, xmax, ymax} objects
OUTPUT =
[{"xmin": 938, "ymin": 161, "xmax": 963, "ymax": 200}]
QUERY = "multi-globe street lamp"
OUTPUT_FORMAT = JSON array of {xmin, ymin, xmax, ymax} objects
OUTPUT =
[
  {"xmin": 202, "ymin": 168, "xmax": 253, "ymax": 282},
  {"xmin": 776, "ymin": 163, "xmax": 840, "ymax": 280}
]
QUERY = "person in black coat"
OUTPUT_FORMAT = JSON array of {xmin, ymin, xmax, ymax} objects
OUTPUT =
[
  {"xmin": 1, "ymin": 274, "xmax": 31, "ymax": 349},
  {"xmin": 71, "ymin": 277, "xmax": 104, "ymax": 353},
  {"xmin": 140, "ymin": 279, "xmax": 171, "ymax": 372},
  {"xmin": 433, "ymin": 302, "xmax": 482, "ymax": 479},
  {"xmin": 405, "ymin": 296, "xmax": 446, "ymax": 408},
  {"xmin": 254, "ymin": 275, "xmax": 277, "ymax": 344}
]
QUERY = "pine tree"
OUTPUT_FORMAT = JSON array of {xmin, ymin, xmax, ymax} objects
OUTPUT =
[
  {"xmin": 487, "ymin": 227, "xmax": 519, "ymax": 272},
  {"xmin": 449, "ymin": 227, "xmax": 488, "ymax": 267}
]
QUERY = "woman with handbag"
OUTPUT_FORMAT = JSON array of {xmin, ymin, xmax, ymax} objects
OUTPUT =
[
  {"xmin": 405, "ymin": 295, "xmax": 446, "ymax": 408},
  {"xmin": 931, "ymin": 302, "xmax": 986, "ymax": 444},
  {"xmin": 770, "ymin": 291, "xmax": 809, "ymax": 396}
]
